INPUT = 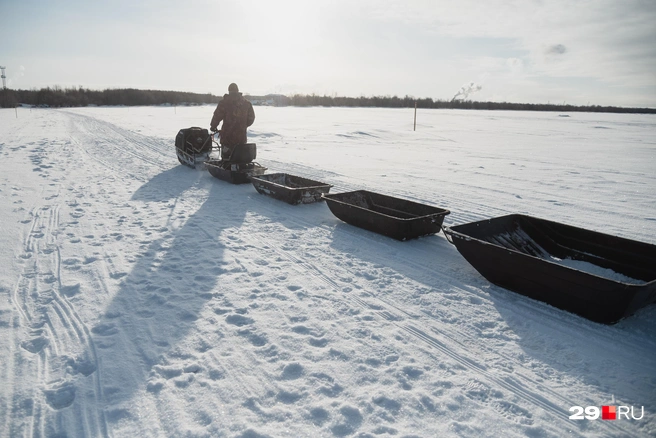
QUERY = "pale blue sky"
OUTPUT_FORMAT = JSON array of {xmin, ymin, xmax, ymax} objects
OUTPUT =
[{"xmin": 2, "ymin": 0, "xmax": 655, "ymax": 107}]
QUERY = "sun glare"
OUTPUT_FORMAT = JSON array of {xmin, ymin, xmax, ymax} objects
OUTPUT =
[{"xmin": 239, "ymin": 1, "xmax": 331, "ymax": 90}]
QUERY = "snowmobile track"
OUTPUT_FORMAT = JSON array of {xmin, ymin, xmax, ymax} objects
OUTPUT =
[{"xmin": 244, "ymin": 203, "xmax": 638, "ymax": 435}]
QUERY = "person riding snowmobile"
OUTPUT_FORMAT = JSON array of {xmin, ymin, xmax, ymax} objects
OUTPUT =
[{"xmin": 210, "ymin": 83, "xmax": 255, "ymax": 159}]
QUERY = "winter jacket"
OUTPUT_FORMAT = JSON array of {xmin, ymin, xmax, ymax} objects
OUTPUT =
[{"xmin": 210, "ymin": 92, "xmax": 255, "ymax": 146}]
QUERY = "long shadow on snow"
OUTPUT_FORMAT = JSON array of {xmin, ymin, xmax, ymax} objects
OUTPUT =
[
  {"xmin": 131, "ymin": 165, "xmax": 197, "ymax": 201},
  {"xmin": 91, "ymin": 166, "xmax": 251, "ymax": 412},
  {"xmin": 327, "ymin": 222, "xmax": 461, "ymax": 296},
  {"xmin": 327, "ymin": 222, "xmax": 656, "ymax": 417}
]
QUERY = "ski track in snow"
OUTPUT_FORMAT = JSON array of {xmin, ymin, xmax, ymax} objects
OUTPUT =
[
  {"xmin": 3, "ymin": 128, "xmax": 110, "ymax": 437},
  {"xmin": 0, "ymin": 106, "xmax": 654, "ymax": 438}
]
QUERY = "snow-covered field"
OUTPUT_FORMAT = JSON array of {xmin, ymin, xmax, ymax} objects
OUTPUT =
[{"xmin": 1, "ymin": 105, "xmax": 654, "ymax": 438}]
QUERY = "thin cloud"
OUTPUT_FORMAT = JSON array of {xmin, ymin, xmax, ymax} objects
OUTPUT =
[
  {"xmin": 546, "ymin": 44, "xmax": 567, "ymax": 55},
  {"xmin": 2, "ymin": 0, "xmax": 654, "ymax": 106},
  {"xmin": 364, "ymin": 0, "xmax": 656, "ymax": 87}
]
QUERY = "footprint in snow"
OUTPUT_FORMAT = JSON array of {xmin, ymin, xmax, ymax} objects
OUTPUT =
[
  {"xmin": 280, "ymin": 363, "xmax": 305, "ymax": 380},
  {"xmin": 309, "ymin": 337, "xmax": 328, "ymax": 348},
  {"xmin": 237, "ymin": 328, "xmax": 268, "ymax": 347},
  {"xmin": 372, "ymin": 395, "xmax": 402, "ymax": 412},
  {"xmin": 20, "ymin": 336, "xmax": 49, "ymax": 353},
  {"xmin": 463, "ymin": 379, "xmax": 499, "ymax": 402},
  {"xmin": 401, "ymin": 365, "xmax": 424, "ymax": 379},
  {"xmin": 225, "ymin": 314, "xmax": 254, "ymax": 326},
  {"xmin": 308, "ymin": 407, "xmax": 330, "ymax": 426},
  {"xmin": 41, "ymin": 246, "xmax": 56, "ymax": 254},
  {"xmin": 91, "ymin": 322, "xmax": 119, "ymax": 336},
  {"xmin": 469, "ymin": 296, "xmax": 483, "ymax": 305},
  {"xmin": 372, "ymin": 426, "xmax": 399, "ymax": 435},
  {"xmin": 291, "ymin": 325, "xmax": 311, "ymax": 335},
  {"xmin": 330, "ymin": 405, "xmax": 363, "ymax": 437},
  {"xmin": 492, "ymin": 400, "xmax": 534, "ymax": 425},
  {"xmin": 43, "ymin": 382, "xmax": 76, "ymax": 410},
  {"xmin": 66, "ymin": 357, "xmax": 97, "ymax": 376},
  {"xmin": 276, "ymin": 390, "xmax": 304, "ymax": 404},
  {"xmin": 317, "ymin": 382, "xmax": 343, "ymax": 397},
  {"xmin": 153, "ymin": 365, "xmax": 187, "ymax": 380},
  {"xmin": 83, "ymin": 256, "xmax": 98, "ymax": 265}
]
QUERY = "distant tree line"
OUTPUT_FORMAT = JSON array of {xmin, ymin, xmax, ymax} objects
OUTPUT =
[
  {"xmin": 1, "ymin": 87, "xmax": 654, "ymax": 114},
  {"xmin": 286, "ymin": 94, "xmax": 656, "ymax": 114},
  {"xmin": 0, "ymin": 87, "xmax": 220, "ymax": 108}
]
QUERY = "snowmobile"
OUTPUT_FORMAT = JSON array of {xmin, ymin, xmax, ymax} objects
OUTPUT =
[
  {"xmin": 175, "ymin": 127, "xmax": 215, "ymax": 169},
  {"xmin": 175, "ymin": 126, "xmax": 266, "ymax": 183}
]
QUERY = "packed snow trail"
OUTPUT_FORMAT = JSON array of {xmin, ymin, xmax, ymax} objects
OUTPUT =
[{"xmin": 0, "ymin": 107, "xmax": 654, "ymax": 437}]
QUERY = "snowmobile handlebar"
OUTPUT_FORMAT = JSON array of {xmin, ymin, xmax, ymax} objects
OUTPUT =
[{"xmin": 210, "ymin": 130, "xmax": 221, "ymax": 147}]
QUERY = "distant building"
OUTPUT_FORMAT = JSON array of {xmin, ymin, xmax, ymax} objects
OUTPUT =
[{"xmin": 245, "ymin": 94, "xmax": 290, "ymax": 107}]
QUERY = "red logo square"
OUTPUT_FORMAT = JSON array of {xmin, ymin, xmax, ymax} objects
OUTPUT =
[{"xmin": 602, "ymin": 405, "xmax": 616, "ymax": 420}]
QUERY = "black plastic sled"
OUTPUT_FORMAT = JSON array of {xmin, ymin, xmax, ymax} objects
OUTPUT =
[
  {"xmin": 443, "ymin": 214, "xmax": 656, "ymax": 324},
  {"xmin": 176, "ymin": 127, "xmax": 213, "ymax": 168},
  {"xmin": 323, "ymin": 190, "xmax": 450, "ymax": 240},
  {"xmin": 205, "ymin": 143, "xmax": 265, "ymax": 184},
  {"xmin": 251, "ymin": 173, "xmax": 332, "ymax": 205},
  {"xmin": 206, "ymin": 161, "xmax": 267, "ymax": 184}
]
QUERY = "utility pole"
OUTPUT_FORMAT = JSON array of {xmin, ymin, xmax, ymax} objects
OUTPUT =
[
  {"xmin": 0, "ymin": 66, "xmax": 6, "ymax": 89},
  {"xmin": 413, "ymin": 101, "xmax": 417, "ymax": 131}
]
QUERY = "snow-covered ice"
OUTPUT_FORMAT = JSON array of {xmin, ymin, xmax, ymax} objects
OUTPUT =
[{"xmin": 0, "ymin": 105, "xmax": 654, "ymax": 437}]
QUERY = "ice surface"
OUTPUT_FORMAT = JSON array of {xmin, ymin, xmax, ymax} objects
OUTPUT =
[{"xmin": 0, "ymin": 106, "xmax": 654, "ymax": 437}]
